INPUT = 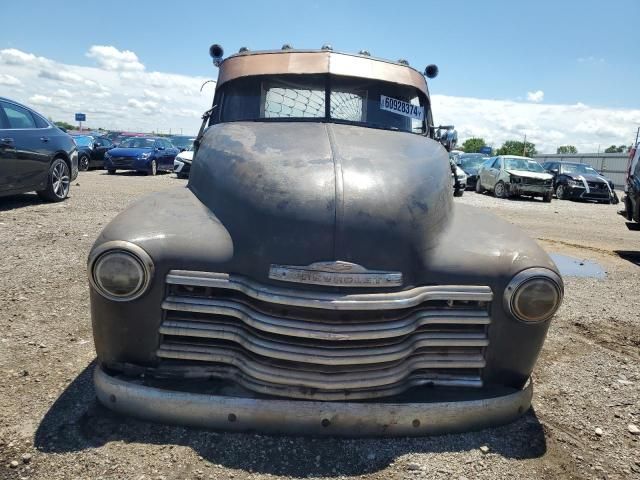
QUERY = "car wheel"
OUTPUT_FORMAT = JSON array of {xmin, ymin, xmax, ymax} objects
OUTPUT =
[
  {"xmin": 79, "ymin": 155, "xmax": 90, "ymax": 172},
  {"xmin": 543, "ymin": 191, "xmax": 553, "ymax": 203},
  {"xmin": 107, "ymin": 169, "xmax": 116, "ymax": 175},
  {"xmin": 494, "ymin": 181, "xmax": 507, "ymax": 198},
  {"xmin": 36, "ymin": 158, "xmax": 70, "ymax": 202},
  {"xmin": 453, "ymin": 189, "xmax": 464, "ymax": 197},
  {"xmin": 556, "ymin": 184, "xmax": 567, "ymax": 200},
  {"xmin": 148, "ymin": 160, "xmax": 157, "ymax": 176},
  {"xmin": 475, "ymin": 179, "xmax": 484, "ymax": 193},
  {"xmin": 610, "ymin": 192, "xmax": 620, "ymax": 205}
]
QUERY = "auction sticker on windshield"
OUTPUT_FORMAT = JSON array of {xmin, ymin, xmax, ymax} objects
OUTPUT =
[{"xmin": 380, "ymin": 95, "xmax": 424, "ymax": 120}]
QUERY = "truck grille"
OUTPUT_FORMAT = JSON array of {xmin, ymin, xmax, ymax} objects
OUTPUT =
[{"xmin": 157, "ymin": 270, "xmax": 493, "ymax": 400}]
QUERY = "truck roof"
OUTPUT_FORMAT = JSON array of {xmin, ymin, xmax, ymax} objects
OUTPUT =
[{"xmin": 217, "ymin": 49, "xmax": 429, "ymax": 96}]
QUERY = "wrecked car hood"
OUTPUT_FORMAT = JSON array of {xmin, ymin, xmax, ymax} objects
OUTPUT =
[{"xmin": 505, "ymin": 170, "xmax": 553, "ymax": 180}]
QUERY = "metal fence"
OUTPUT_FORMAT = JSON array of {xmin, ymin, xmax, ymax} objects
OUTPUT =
[{"xmin": 533, "ymin": 153, "xmax": 629, "ymax": 188}]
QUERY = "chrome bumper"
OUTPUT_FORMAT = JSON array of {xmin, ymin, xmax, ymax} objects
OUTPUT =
[{"xmin": 94, "ymin": 366, "xmax": 533, "ymax": 436}]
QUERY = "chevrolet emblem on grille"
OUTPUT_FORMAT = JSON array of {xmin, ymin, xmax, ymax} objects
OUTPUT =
[{"xmin": 269, "ymin": 261, "xmax": 403, "ymax": 287}]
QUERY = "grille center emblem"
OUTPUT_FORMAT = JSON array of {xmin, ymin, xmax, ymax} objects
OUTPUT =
[{"xmin": 269, "ymin": 261, "xmax": 403, "ymax": 287}]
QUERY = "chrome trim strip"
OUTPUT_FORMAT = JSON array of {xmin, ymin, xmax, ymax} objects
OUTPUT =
[
  {"xmin": 159, "ymin": 321, "xmax": 488, "ymax": 365},
  {"xmin": 269, "ymin": 261, "xmax": 403, "ymax": 287},
  {"xmin": 94, "ymin": 366, "xmax": 533, "ymax": 436},
  {"xmin": 162, "ymin": 296, "xmax": 490, "ymax": 340},
  {"xmin": 166, "ymin": 270, "xmax": 493, "ymax": 310},
  {"xmin": 155, "ymin": 344, "xmax": 485, "ymax": 394}
]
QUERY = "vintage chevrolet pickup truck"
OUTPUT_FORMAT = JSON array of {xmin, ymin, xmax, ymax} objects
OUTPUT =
[{"xmin": 88, "ymin": 44, "xmax": 563, "ymax": 436}]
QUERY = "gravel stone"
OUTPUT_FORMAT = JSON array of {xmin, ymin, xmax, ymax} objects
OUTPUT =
[{"xmin": 629, "ymin": 424, "xmax": 640, "ymax": 435}]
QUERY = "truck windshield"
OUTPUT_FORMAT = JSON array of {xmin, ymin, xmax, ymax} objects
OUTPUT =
[{"xmin": 217, "ymin": 74, "xmax": 428, "ymax": 134}]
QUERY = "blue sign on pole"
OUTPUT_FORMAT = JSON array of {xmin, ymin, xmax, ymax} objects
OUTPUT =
[
  {"xmin": 75, "ymin": 113, "xmax": 86, "ymax": 122},
  {"xmin": 479, "ymin": 146, "xmax": 492, "ymax": 155}
]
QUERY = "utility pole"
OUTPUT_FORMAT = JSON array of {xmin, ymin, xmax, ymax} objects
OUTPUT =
[{"xmin": 523, "ymin": 133, "xmax": 527, "ymax": 156}]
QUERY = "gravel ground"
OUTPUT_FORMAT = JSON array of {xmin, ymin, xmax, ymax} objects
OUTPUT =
[{"xmin": 1, "ymin": 172, "xmax": 639, "ymax": 480}]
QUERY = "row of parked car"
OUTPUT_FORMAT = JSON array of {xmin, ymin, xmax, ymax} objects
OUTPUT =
[
  {"xmin": 71, "ymin": 132, "xmax": 195, "ymax": 177},
  {"xmin": 451, "ymin": 152, "xmax": 620, "ymax": 204},
  {"xmin": 0, "ymin": 96, "xmax": 196, "ymax": 202}
]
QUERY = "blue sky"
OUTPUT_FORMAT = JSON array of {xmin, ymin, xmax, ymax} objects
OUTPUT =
[
  {"xmin": 1, "ymin": 0, "xmax": 639, "ymax": 151},
  {"xmin": 2, "ymin": 0, "xmax": 638, "ymax": 108}
]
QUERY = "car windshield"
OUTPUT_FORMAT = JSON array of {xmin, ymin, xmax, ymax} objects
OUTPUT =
[
  {"xmin": 560, "ymin": 163, "xmax": 599, "ymax": 175},
  {"xmin": 170, "ymin": 137, "xmax": 195, "ymax": 149},
  {"xmin": 119, "ymin": 138, "xmax": 156, "ymax": 148},
  {"xmin": 73, "ymin": 135, "xmax": 94, "ymax": 147},
  {"xmin": 503, "ymin": 158, "xmax": 545, "ymax": 172},
  {"xmin": 458, "ymin": 154, "xmax": 488, "ymax": 168},
  {"xmin": 217, "ymin": 74, "xmax": 428, "ymax": 134}
]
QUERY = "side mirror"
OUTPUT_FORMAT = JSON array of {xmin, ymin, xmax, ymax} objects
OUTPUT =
[
  {"xmin": 156, "ymin": 146, "xmax": 165, "ymax": 151},
  {"xmin": 180, "ymin": 147, "xmax": 186, "ymax": 152},
  {"xmin": 436, "ymin": 126, "xmax": 458, "ymax": 152},
  {"xmin": 94, "ymin": 142, "xmax": 102, "ymax": 148},
  {"xmin": 550, "ymin": 168, "xmax": 558, "ymax": 174}
]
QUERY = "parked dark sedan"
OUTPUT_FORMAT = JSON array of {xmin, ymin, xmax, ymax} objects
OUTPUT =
[
  {"xmin": 542, "ymin": 161, "xmax": 618, "ymax": 204},
  {"xmin": 72, "ymin": 135, "xmax": 114, "ymax": 171},
  {"xmin": 104, "ymin": 137, "xmax": 179, "ymax": 175},
  {"xmin": 455, "ymin": 153, "xmax": 489, "ymax": 189},
  {"xmin": 0, "ymin": 97, "xmax": 78, "ymax": 202}
]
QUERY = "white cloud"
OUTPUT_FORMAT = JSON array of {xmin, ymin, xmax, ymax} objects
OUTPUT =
[
  {"xmin": 1, "ymin": 46, "xmax": 638, "ymax": 150},
  {"xmin": 87, "ymin": 45, "xmax": 144, "ymax": 72},
  {"xmin": 54, "ymin": 89, "xmax": 72, "ymax": 98},
  {"xmin": 432, "ymin": 95, "xmax": 640, "ymax": 153},
  {"xmin": 0, "ymin": 48, "xmax": 36, "ymax": 65},
  {"xmin": 0, "ymin": 46, "xmax": 213, "ymax": 134},
  {"xmin": 526, "ymin": 90, "xmax": 544, "ymax": 103},
  {"xmin": 0, "ymin": 74, "xmax": 21, "ymax": 86},
  {"xmin": 29, "ymin": 94, "xmax": 53, "ymax": 105}
]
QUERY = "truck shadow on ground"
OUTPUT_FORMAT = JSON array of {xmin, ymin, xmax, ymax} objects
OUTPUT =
[{"xmin": 34, "ymin": 363, "xmax": 547, "ymax": 477}]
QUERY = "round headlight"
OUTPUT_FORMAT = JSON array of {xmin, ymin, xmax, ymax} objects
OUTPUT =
[
  {"xmin": 89, "ymin": 241, "xmax": 154, "ymax": 301},
  {"xmin": 504, "ymin": 268, "xmax": 563, "ymax": 323}
]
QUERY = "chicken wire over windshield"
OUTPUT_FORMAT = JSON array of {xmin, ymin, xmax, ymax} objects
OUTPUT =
[{"xmin": 217, "ymin": 75, "xmax": 427, "ymax": 134}]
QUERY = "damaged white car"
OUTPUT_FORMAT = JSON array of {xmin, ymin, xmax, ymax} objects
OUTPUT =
[{"xmin": 476, "ymin": 155, "xmax": 554, "ymax": 202}]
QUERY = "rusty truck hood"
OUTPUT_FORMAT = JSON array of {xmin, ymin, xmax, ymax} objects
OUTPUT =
[{"xmin": 187, "ymin": 121, "xmax": 452, "ymax": 285}]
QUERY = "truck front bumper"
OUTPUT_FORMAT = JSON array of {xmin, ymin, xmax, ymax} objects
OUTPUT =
[{"xmin": 94, "ymin": 365, "xmax": 533, "ymax": 436}]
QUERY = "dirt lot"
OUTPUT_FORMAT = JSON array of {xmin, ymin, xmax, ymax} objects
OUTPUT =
[{"xmin": 1, "ymin": 172, "xmax": 639, "ymax": 480}]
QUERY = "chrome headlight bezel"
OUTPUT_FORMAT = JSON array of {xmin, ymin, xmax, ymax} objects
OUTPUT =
[
  {"xmin": 504, "ymin": 268, "xmax": 563, "ymax": 323},
  {"xmin": 88, "ymin": 241, "xmax": 154, "ymax": 302}
]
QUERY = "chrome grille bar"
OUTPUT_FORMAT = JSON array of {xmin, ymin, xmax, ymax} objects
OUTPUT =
[
  {"xmin": 166, "ymin": 270, "xmax": 493, "ymax": 310},
  {"xmin": 162, "ymin": 296, "xmax": 489, "ymax": 340}
]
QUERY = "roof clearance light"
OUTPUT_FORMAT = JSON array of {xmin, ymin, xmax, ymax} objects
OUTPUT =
[
  {"xmin": 321, "ymin": 44, "xmax": 333, "ymax": 51},
  {"xmin": 238, "ymin": 47, "xmax": 249, "ymax": 53},
  {"xmin": 359, "ymin": 50, "xmax": 371, "ymax": 56},
  {"xmin": 424, "ymin": 64, "xmax": 439, "ymax": 79},
  {"xmin": 281, "ymin": 44, "xmax": 292, "ymax": 50},
  {"xmin": 398, "ymin": 59, "xmax": 409, "ymax": 65},
  {"xmin": 209, "ymin": 44, "xmax": 224, "ymax": 67}
]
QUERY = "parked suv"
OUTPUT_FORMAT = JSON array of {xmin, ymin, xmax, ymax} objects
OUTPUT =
[
  {"xmin": 0, "ymin": 97, "xmax": 78, "ymax": 201},
  {"xmin": 88, "ymin": 45, "xmax": 563, "ymax": 436}
]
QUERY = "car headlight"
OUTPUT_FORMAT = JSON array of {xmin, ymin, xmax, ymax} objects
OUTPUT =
[
  {"xmin": 568, "ymin": 179, "xmax": 580, "ymax": 186},
  {"xmin": 504, "ymin": 268, "xmax": 563, "ymax": 323},
  {"xmin": 88, "ymin": 241, "xmax": 154, "ymax": 301},
  {"xmin": 510, "ymin": 175, "xmax": 521, "ymax": 183},
  {"xmin": 139, "ymin": 152, "xmax": 151, "ymax": 160}
]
